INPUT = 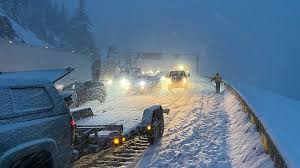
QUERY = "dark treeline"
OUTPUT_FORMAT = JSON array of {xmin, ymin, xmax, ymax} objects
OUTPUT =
[{"xmin": 0, "ymin": 0, "xmax": 95, "ymax": 52}]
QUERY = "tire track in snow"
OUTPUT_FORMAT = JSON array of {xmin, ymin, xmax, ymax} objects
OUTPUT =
[{"xmin": 138, "ymin": 92, "xmax": 232, "ymax": 168}]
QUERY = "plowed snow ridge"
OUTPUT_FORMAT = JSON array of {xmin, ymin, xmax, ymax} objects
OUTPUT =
[
  {"xmin": 77, "ymin": 79, "xmax": 274, "ymax": 168},
  {"xmin": 137, "ymin": 86, "xmax": 274, "ymax": 168}
]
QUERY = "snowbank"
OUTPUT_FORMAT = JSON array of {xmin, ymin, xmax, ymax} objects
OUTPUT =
[
  {"xmin": 231, "ymin": 83, "xmax": 300, "ymax": 168},
  {"xmin": 137, "ymin": 86, "xmax": 274, "ymax": 168},
  {"xmin": 0, "ymin": 9, "xmax": 47, "ymax": 46},
  {"xmin": 224, "ymin": 92, "xmax": 274, "ymax": 168}
]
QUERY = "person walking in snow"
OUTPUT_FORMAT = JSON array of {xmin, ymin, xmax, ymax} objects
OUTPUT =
[{"xmin": 211, "ymin": 73, "xmax": 222, "ymax": 93}]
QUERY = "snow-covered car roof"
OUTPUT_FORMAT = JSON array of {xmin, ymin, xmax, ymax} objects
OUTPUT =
[{"xmin": 0, "ymin": 67, "xmax": 74, "ymax": 87}]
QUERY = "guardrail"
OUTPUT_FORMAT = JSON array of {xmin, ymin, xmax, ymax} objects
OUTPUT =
[{"xmin": 222, "ymin": 81, "xmax": 288, "ymax": 168}]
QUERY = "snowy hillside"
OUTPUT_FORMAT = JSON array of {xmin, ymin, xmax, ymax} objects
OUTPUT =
[{"xmin": 0, "ymin": 9, "xmax": 47, "ymax": 46}]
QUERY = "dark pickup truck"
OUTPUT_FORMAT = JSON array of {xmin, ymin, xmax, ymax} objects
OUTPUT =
[{"xmin": 0, "ymin": 68, "xmax": 78, "ymax": 168}]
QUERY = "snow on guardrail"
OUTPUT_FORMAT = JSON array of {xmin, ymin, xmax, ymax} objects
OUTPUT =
[{"xmin": 223, "ymin": 81, "xmax": 300, "ymax": 168}]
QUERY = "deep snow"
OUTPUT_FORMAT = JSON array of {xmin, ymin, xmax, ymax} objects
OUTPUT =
[
  {"xmin": 75, "ymin": 78, "xmax": 274, "ymax": 168},
  {"xmin": 137, "ymin": 87, "xmax": 274, "ymax": 168},
  {"xmin": 232, "ymin": 83, "xmax": 300, "ymax": 168},
  {"xmin": 76, "ymin": 79, "xmax": 213, "ymax": 133}
]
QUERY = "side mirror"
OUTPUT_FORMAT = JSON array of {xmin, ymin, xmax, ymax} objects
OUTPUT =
[{"xmin": 188, "ymin": 73, "xmax": 191, "ymax": 77}]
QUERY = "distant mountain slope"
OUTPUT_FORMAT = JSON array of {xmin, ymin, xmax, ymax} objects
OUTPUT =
[{"xmin": 0, "ymin": 8, "xmax": 47, "ymax": 46}]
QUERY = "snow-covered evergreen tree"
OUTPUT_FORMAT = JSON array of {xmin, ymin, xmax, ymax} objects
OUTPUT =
[{"xmin": 0, "ymin": 0, "xmax": 95, "ymax": 50}]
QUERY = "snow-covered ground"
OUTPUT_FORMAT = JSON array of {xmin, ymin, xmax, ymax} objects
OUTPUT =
[
  {"xmin": 76, "ymin": 77, "xmax": 274, "ymax": 168},
  {"xmin": 76, "ymin": 78, "xmax": 213, "ymax": 133},
  {"xmin": 136, "ymin": 83, "xmax": 274, "ymax": 168},
  {"xmin": 232, "ymin": 83, "xmax": 300, "ymax": 168}
]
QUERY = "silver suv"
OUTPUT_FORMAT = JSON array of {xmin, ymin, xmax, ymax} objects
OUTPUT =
[{"xmin": 0, "ymin": 68, "xmax": 77, "ymax": 168}]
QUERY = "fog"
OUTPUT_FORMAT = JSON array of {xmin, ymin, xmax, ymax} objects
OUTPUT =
[
  {"xmin": 1, "ymin": 0, "xmax": 299, "ymax": 100},
  {"xmin": 85, "ymin": 0, "xmax": 300, "ymax": 100}
]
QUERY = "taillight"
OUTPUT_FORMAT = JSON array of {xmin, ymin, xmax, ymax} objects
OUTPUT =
[{"xmin": 70, "ymin": 116, "xmax": 76, "ymax": 144}]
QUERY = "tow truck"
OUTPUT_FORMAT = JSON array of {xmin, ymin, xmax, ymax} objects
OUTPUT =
[{"xmin": 70, "ymin": 106, "xmax": 169, "ymax": 157}]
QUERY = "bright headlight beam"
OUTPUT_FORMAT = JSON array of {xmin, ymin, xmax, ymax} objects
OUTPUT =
[
  {"xmin": 112, "ymin": 137, "xmax": 120, "ymax": 145},
  {"xmin": 120, "ymin": 78, "xmax": 131, "ymax": 88},
  {"xmin": 120, "ymin": 78, "xmax": 128, "ymax": 85},
  {"xmin": 179, "ymin": 65, "xmax": 184, "ymax": 70},
  {"xmin": 107, "ymin": 79, "xmax": 113, "ymax": 84},
  {"xmin": 147, "ymin": 125, "xmax": 152, "ymax": 131},
  {"xmin": 139, "ymin": 81, "xmax": 146, "ymax": 86}
]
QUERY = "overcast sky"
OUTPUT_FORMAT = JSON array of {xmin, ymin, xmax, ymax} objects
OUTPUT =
[{"xmin": 67, "ymin": 0, "xmax": 300, "ymax": 99}]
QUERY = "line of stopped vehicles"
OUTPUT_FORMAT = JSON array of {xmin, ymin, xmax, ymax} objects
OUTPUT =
[{"xmin": 0, "ymin": 65, "xmax": 191, "ymax": 168}]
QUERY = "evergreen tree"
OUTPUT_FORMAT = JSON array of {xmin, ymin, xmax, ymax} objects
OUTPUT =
[
  {"xmin": 0, "ymin": 16, "xmax": 18, "ymax": 40},
  {"xmin": 0, "ymin": 0, "xmax": 94, "ymax": 49},
  {"xmin": 67, "ymin": 0, "xmax": 95, "ymax": 52}
]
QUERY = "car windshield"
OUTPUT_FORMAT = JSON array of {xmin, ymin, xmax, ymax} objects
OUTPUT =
[
  {"xmin": 170, "ymin": 71, "xmax": 186, "ymax": 76},
  {"xmin": 1, "ymin": 1, "xmax": 299, "ymax": 168}
]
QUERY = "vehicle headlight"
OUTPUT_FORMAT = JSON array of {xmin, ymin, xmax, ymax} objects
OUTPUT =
[
  {"xmin": 139, "ymin": 81, "xmax": 146, "ymax": 86},
  {"xmin": 160, "ymin": 76, "xmax": 166, "ymax": 81},
  {"xmin": 178, "ymin": 64, "xmax": 184, "ymax": 70},
  {"xmin": 183, "ymin": 77, "xmax": 187, "ymax": 83},
  {"xmin": 120, "ymin": 79, "xmax": 130, "ymax": 88},
  {"xmin": 146, "ymin": 125, "xmax": 152, "ymax": 131},
  {"xmin": 112, "ymin": 137, "xmax": 120, "ymax": 145},
  {"xmin": 107, "ymin": 79, "xmax": 113, "ymax": 84},
  {"xmin": 167, "ymin": 78, "xmax": 172, "ymax": 84}
]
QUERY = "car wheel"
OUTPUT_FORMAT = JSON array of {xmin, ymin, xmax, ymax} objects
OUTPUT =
[{"xmin": 148, "ymin": 112, "xmax": 164, "ymax": 145}]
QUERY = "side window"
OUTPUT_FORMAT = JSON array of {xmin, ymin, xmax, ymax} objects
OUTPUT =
[
  {"xmin": 0, "ymin": 89, "xmax": 12, "ymax": 117},
  {"xmin": 11, "ymin": 87, "xmax": 52, "ymax": 113}
]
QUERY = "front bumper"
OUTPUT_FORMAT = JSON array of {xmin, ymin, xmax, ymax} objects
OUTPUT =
[{"xmin": 168, "ymin": 82, "xmax": 187, "ymax": 88}]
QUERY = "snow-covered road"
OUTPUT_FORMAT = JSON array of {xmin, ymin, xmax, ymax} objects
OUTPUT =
[
  {"xmin": 76, "ymin": 78, "xmax": 214, "ymax": 133},
  {"xmin": 77, "ymin": 78, "xmax": 274, "ymax": 168},
  {"xmin": 136, "ymin": 80, "xmax": 274, "ymax": 168},
  {"xmin": 137, "ymin": 92, "xmax": 232, "ymax": 168}
]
